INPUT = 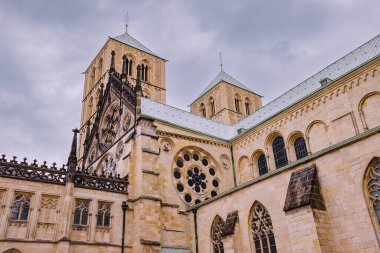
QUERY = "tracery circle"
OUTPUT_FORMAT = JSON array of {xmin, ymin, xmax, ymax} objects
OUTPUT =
[{"xmin": 172, "ymin": 147, "xmax": 221, "ymax": 205}]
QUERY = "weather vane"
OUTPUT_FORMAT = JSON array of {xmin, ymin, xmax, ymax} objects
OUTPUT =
[
  {"xmin": 125, "ymin": 11, "xmax": 130, "ymax": 33},
  {"xmin": 219, "ymin": 52, "xmax": 223, "ymax": 71}
]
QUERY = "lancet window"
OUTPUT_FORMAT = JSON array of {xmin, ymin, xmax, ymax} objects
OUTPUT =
[
  {"xmin": 367, "ymin": 159, "xmax": 380, "ymax": 224},
  {"xmin": 211, "ymin": 216, "xmax": 225, "ymax": 253},
  {"xmin": 250, "ymin": 202, "xmax": 277, "ymax": 253},
  {"xmin": 294, "ymin": 137, "xmax": 308, "ymax": 160},
  {"xmin": 258, "ymin": 155, "xmax": 268, "ymax": 176},
  {"xmin": 210, "ymin": 97, "xmax": 215, "ymax": 116}
]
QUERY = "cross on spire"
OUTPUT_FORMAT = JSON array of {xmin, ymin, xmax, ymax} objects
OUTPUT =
[
  {"xmin": 219, "ymin": 52, "xmax": 223, "ymax": 71},
  {"xmin": 125, "ymin": 11, "xmax": 130, "ymax": 33}
]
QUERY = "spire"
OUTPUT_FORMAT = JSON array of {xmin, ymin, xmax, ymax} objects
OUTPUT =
[
  {"xmin": 67, "ymin": 128, "xmax": 79, "ymax": 176},
  {"xmin": 219, "ymin": 52, "xmax": 223, "ymax": 71},
  {"xmin": 125, "ymin": 11, "xmax": 130, "ymax": 34}
]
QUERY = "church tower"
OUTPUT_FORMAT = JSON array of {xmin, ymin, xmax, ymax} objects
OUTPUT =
[
  {"xmin": 78, "ymin": 25, "xmax": 166, "ymax": 159},
  {"xmin": 190, "ymin": 69, "xmax": 262, "ymax": 125}
]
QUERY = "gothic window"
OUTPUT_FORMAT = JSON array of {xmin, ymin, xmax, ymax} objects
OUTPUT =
[
  {"xmin": 245, "ymin": 98, "xmax": 251, "ymax": 115},
  {"xmin": 258, "ymin": 155, "xmax": 268, "ymax": 176},
  {"xmin": 294, "ymin": 137, "xmax": 308, "ymax": 160},
  {"xmin": 200, "ymin": 103, "xmax": 206, "ymax": 117},
  {"xmin": 144, "ymin": 65, "xmax": 148, "ymax": 81},
  {"xmin": 211, "ymin": 216, "xmax": 224, "ymax": 253},
  {"xmin": 367, "ymin": 159, "xmax": 380, "ymax": 225},
  {"xmin": 91, "ymin": 67, "xmax": 96, "ymax": 86},
  {"xmin": 73, "ymin": 199, "xmax": 90, "ymax": 226},
  {"xmin": 235, "ymin": 94, "xmax": 241, "ymax": 113},
  {"xmin": 272, "ymin": 136, "xmax": 288, "ymax": 169},
  {"xmin": 99, "ymin": 103, "xmax": 120, "ymax": 151},
  {"xmin": 97, "ymin": 202, "xmax": 111, "ymax": 227},
  {"xmin": 172, "ymin": 147, "xmax": 221, "ymax": 205},
  {"xmin": 10, "ymin": 193, "xmax": 31, "ymax": 221},
  {"xmin": 98, "ymin": 58, "xmax": 103, "ymax": 79},
  {"xmin": 209, "ymin": 97, "xmax": 215, "ymax": 116},
  {"xmin": 87, "ymin": 96, "xmax": 93, "ymax": 120},
  {"xmin": 250, "ymin": 202, "xmax": 277, "ymax": 253}
]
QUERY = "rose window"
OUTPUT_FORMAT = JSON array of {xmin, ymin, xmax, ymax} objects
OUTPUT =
[{"xmin": 172, "ymin": 148, "xmax": 221, "ymax": 205}]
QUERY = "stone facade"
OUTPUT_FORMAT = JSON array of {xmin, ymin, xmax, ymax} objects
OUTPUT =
[{"xmin": 1, "ymin": 29, "xmax": 380, "ymax": 253}]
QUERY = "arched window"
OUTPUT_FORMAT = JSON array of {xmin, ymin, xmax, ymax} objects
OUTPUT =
[
  {"xmin": 98, "ymin": 58, "xmax": 103, "ymax": 79},
  {"xmin": 211, "ymin": 216, "xmax": 224, "ymax": 253},
  {"xmin": 367, "ymin": 159, "xmax": 380, "ymax": 225},
  {"xmin": 294, "ymin": 137, "xmax": 308, "ymax": 160},
  {"xmin": 91, "ymin": 67, "xmax": 96, "ymax": 86},
  {"xmin": 10, "ymin": 193, "xmax": 31, "ymax": 221},
  {"xmin": 209, "ymin": 97, "xmax": 215, "ymax": 116},
  {"xmin": 200, "ymin": 103, "xmax": 206, "ymax": 117},
  {"xmin": 73, "ymin": 199, "xmax": 90, "ymax": 226},
  {"xmin": 245, "ymin": 98, "xmax": 251, "ymax": 115},
  {"xmin": 250, "ymin": 202, "xmax": 277, "ymax": 253},
  {"xmin": 272, "ymin": 136, "xmax": 288, "ymax": 169},
  {"xmin": 97, "ymin": 202, "xmax": 111, "ymax": 227},
  {"xmin": 141, "ymin": 64, "xmax": 148, "ymax": 81},
  {"xmin": 88, "ymin": 96, "xmax": 93, "ymax": 120},
  {"xmin": 234, "ymin": 94, "xmax": 241, "ymax": 113},
  {"xmin": 258, "ymin": 155, "xmax": 268, "ymax": 176},
  {"xmin": 144, "ymin": 65, "xmax": 148, "ymax": 81},
  {"xmin": 128, "ymin": 59, "xmax": 133, "ymax": 76}
]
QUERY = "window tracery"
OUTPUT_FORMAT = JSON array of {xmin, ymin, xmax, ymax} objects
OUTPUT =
[
  {"xmin": 100, "ymin": 104, "xmax": 120, "ymax": 152},
  {"xmin": 172, "ymin": 148, "xmax": 221, "ymax": 205},
  {"xmin": 250, "ymin": 202, "xmax": 277, "ymax": 253},
  {"xmin": 73, "ymin": 199, "xmax": 90, "ymax": 226},
  {"xmin": 211, "ymin": 216, "xmax": 225, "ymax": 253},
  {"xmin": 10, "ymin": 193, "xmax": 31, "ymax": 221},
  {"xmin": 97, "ymin": 155, "xmax": 117, "ymax": 176},
  {"xmin": 368, "ymin": 160, "xmax": 380, "ymax": 223},
  {"xmin": 97, "ymin": 202, "xmax": 111, "ymax": 227}
]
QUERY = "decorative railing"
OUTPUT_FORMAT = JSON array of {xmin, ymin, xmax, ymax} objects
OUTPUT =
[
  {"xmin": 0, "ymin": 155, "xmax": 129, "ymax": 194},
  {"xmin": 73, "ymin": 168, "xmax": 129, "ymax": 194},
  {"xmin": 0, "ymin": 155, "xmax": 66, "ymax": 185}
]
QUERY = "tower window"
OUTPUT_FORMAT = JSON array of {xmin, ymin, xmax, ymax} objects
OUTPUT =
[
  {"xmin": 209, "ymin": 97, "xmax": 215, "ymax": 116},
  {"xmin": 141, "ymin": 64, "xmax": 148, "ymax": 81},
  {"xmin": 245, "ymin": 98, "xmax": 251, "ymax": 115},
  {"xmin": 200, "ymin": 103, "xmax": 206, "ymax": 117},
  {"xmin": 272, "ymin": 136, "xmax": 288, "ymax": 169},
  {"xmin": 234, "ymin": 94, "xmax": 241, "ymax": 113},
  {"xmin": 258, "ymin": 155, "xmax": 268, "ymax": 176},
  {"xmin": 128, "ymin": 59, "xmax": 133, "ymax": 76},
  {"xmin": 294, "ymin": 137, "xmax": 308, "ymax": 160}
]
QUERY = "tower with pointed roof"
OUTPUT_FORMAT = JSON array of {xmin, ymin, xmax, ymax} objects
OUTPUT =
[
  {"xmin": 78, "ymin": 25, "xmax": 167, "ymax": 158},
  {"xmin": 190, "ymin": 69, "xmax": 262, "ymax": 125}
]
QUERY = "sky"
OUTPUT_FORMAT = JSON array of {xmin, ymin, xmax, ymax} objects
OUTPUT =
[{"xmin": 0, "ymin": 0, "xmax": 379, "ymax": 165}]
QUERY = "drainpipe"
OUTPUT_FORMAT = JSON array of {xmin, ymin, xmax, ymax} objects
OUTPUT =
[
  {"xmin": 121, "ymin": 201, "xmax": 128, "ymax": 253},
  {"xmin": 192, "ymin": 208, "xmax": 199, "ymax": 253},
  {"xmin": 230, "ymin": 145, "xmax": 237, "ymax": 187}
]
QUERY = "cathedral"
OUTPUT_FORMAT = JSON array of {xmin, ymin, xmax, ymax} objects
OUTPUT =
[{"xmin": 0, "ymin": 24, "xmax": 380, "ymax": 253}]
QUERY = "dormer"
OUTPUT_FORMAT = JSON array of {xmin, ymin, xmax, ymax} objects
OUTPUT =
[{"xmin": 190, "ymin": 70, "xmax": 262, "ymax": 125}]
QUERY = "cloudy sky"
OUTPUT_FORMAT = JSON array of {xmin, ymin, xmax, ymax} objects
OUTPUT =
[{"xmin": 0, "ymin": 0, "xmax": 379, "ymax": 165}]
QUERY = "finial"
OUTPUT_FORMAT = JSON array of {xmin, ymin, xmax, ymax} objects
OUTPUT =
[
  {"xmin": 219, "ymin": 52, "xmax": 223, "ymax": 71},
  {"xmin": 67, "ymin": 128, "xmax": 79, "ymax": 178},
  {"xmin": 125, "ymin": 11, "xmax": 130, "ymax": 33}
]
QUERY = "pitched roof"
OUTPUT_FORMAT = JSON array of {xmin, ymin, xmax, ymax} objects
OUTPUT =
[
  {"xmin": 111, "ymin": 32, "xmax": 165, "ymax": 60},
  {"xmin": 141, "ymin": 34, "xmax": 380, "ymax": 140},
  {"xmin": 192, "ymin": 70, "xmax": 259, "ymax": 103}
]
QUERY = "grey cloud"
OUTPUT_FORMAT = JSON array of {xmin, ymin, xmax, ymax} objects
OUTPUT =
[{"xmin": 0, "ymin": 0, "xmax": 379, "ymax": 165}]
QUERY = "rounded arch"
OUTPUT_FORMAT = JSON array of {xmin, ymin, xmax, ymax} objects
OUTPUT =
[
  {"xmin": 265, "ymin": 130, "xmax": 284, "ymax": 148},
  {"xmin": 234, "ymin": 93, "xmax": 242, "ymax": 113},
  {"xmin": 363, "ymin": 157, "xmax": 380, "ymax": 244},
  {"xmin": 248, "ymin": 201, "xmax": 277, "ymax": 253},
  {"xmin": 210, "ymin": 215, "xmax": 225, "ymax": 253},
  {"xmin": 358, "ymin": 92, "xmax": 380, "ymax": 130},
  {"xmin": 244, "ymin": 97, "xmax": 251, "ymax": 115},
  {"xmin": 238, "ymin": 155, "xmax": 251, "ymax": 183},
  {"xmin": 140, "ymin": 59, "xmax": 152, "ymax": 82},
  {"xmin": 3, "ymin": 249, "xmax": 22, "ymax": 253},
  {"xmin": 306, "ymin": 120, "xmax": 329, "ymax": 153},
  {"xmin": 87, "ymin": 96, "xmax": 94, "ymax": 120},
  {"xmin": 97, "ymin": 57, "xmax": 103, "ymax": 79},
  {"xmin": 251, "ymin": 149, "xmax": 267, "ymax": 177},
  {"xmin": 199, "ymin": 102, "xmax": 207, "ymax": 117},
  {"xmin": 287, "ymin": 130, "xmax": 308, "ymax": 161}
]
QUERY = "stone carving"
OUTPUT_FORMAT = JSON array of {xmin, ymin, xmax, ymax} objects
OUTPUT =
[
  {"xmin": 211, "ymin": 216, "xmax": 224, "ymax": 253},
  {"xmin": 172, "ymin": 147, "xmax": 221, "ymax": 205},
  {"xmin": 122, "ymin": 113, "xmax": 132, "ymax": 132},
  {"xmin": 368, "ymin": 160, "xmax": 380, "ymax": 206},
  {"xmin": 40, "ymin": 196, "xmax": 59, "ymax": 209},
  {"xmin": 97, "ymin": 155, "xmax": 117, "ymax": 176},
  {"xmin": 115, "ymin": 142, "xmax": 124, "ymax": 161},
  {"xmin": 100, "ymin": 104, "xmax": 120, "ymax": 152},
  {"xmin": 220, "ymin": 155, "xmax": 230, "ymax": 170}
]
